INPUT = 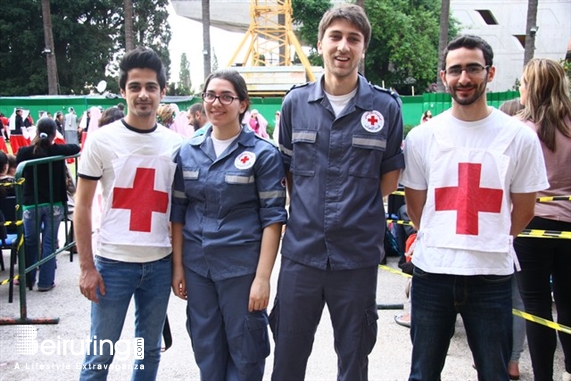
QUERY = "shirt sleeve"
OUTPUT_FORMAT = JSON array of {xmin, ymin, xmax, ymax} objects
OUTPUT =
[
  {"xmin": 278, "ymin": 94, "xmax": 294, "ymax": 172},
  {"xmin": 401, "ymin": 126, "xmax": 429, "ymax": 190},
  {"xmin": 509, "ymin": 127, "xmax": 549, "ymax": 193},
  {"xmin": 170, "ymin": 147, "xmax": 189, "ymax": 224},
  {"xmin": 254, "ymin": 145, "xmax": 288, "ymax": 228},
  {"xmin": 381, "ymin": 99, "xmax": 405, "ymax": 175},
  {"xmin": 77, "ymin": 133, "xmax": 103, "ymax": 179}
]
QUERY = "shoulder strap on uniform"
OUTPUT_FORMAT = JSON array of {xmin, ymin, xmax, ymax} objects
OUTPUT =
[
  {"xmin": 285, "ymin": 81, "xmax": 311, "ymax": 96},
  {"xmin": 372, "ymin": 84, "xmax": 401, "ymax": 105}
]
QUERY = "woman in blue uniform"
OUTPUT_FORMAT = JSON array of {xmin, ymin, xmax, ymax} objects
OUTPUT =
[{"xmin": 171, "ymin": 69, "xmax": 287, "ymax": 381}]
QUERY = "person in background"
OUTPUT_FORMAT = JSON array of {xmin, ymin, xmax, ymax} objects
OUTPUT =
[
  {"xmin": 6, "ymin": 154, "xmax": 17, "ymax": 177},
  {"xmin": 401, "ymin": 35, "xmax": 548, "ymax": 381},
  {"xmin": 1, "ymin": 112, "xmax": 10, "ymax": 142},
  {"xmin": 98, "ymin": 106, "xmax": 124, "ymax": 128},
  {"xmin": 187, "ymin": 103, "xmax": 210, "ymax": 137},
  {"xmin": 157, "ymin": 103, "xmax": 176, "ymax": 129},
  {"xmin": 0, "ymin": 151, "xmax": 16, "ymax": 198},
  {"xmin": 64, "ymin": 107, "xmax": 79, "ymax": 145},
  {"xmin": 515, "ymin": 58, "xmax": 571, "ymax": 381},
  {"xmin": 16, "ymin": 118, "xmax": 80, "ymax": 291},
  {"xmin": 248, "ymin": 109, "xmax": 269, "ymax": 138},
  {"xmin": 171, "ymin": 69, "xmax": 286, "ymax": 381},
  {"xmin": 54, "ymin": 111, "xmax": 64, "ymax": 135},
  {"xmin": 76, "ymin": 47, "xmax": 183, "ymax": 380},
  {"xmin": 420, "ymin": 110, "xmax": 432, "ymax": 124},
  {"xmin": 9, "ymin": 108, "xmax": 30, "ymax": 154},
  {"xmin": 271, "ymin": 5, "xmax": 404, "ymax": 380},
  {"xmin": 272, "ymin": 110, "xmax": 280, "ymax": 144},
  {"xmin": 498, "ymin": 97, "xmax": 526, "ymax": 380}
]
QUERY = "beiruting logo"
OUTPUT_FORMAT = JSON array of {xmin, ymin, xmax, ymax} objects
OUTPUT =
[{"xmin": 16, "ymin": 326, "xmax": 144, "ymax": 361}]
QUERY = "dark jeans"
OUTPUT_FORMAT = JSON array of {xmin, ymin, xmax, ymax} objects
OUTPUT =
[
  {"xmin": 514, "ymin": 217, "xmax": 571, "ymax": 379},
  {"xmin": 409, "ymin": 267, "xmax": 512, "ymax": 381}
]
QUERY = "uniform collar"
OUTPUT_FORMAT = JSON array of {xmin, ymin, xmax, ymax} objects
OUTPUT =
[{"xmin": 309, "ymin": 74, "xmax": 373, "ymax": 111}]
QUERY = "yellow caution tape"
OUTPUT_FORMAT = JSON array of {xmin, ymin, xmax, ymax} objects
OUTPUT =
[
  {"xmin": 0, "ymin": 274, "xmax": 20, "ymax": 286},
  {"xmin": 518, "ymin": 229, "xmax": 571, "ymax": 239},
  {"xmin": 378, "ymin": 265, "xmax": 571, "ymax": 335},
  {"xmin": 513, "ymin": 308, "xmax": 571, "ymax": 335},
  {"xmin": 537, "ymin": 195, "xmax": 571, "ymax": 202}
]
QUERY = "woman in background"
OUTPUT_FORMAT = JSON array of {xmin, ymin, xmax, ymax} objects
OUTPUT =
[
  {"xmin": 16, "ymin": 118, "xmax": 80, "ymax": 291},
  {"xmin": 515, "ymin": 58, "xmax": 571, "ymax": 381}
]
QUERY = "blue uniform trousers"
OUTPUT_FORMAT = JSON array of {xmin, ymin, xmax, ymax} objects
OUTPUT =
[
  {"xmin": 270, "ymin": 257, "xmax": 378, "ymax": 381},
  {"xmin": 185, "ymin": 269, "xmax": 270, "ymax": 381}
]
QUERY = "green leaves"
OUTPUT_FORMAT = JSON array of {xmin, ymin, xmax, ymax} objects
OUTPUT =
[{"xmin": 0, "ymin": 0, "xmax": 171, "ymax": 96}]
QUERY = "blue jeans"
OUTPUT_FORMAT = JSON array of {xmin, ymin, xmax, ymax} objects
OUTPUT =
[
  {"xmin": 409, "ymin": 267, "xmax": 512, "ymax": 381},
  {"xmin": 80, "ymin": 254, "xmax": 172, "ymax": 381},
  {"xmin": 23, "ymin": 204, "xmax": 63, "ymax": 289}
]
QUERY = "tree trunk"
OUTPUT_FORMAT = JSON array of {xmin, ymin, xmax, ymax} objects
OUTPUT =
[
  {"xmin": 202, "ymin": 0, "xmax": 212, "ymax": 82},
  {"xmin": 41, "ymin": 0, "xmax": 58, "ymax": 95},
  {"xmin": 356, "ymin": 0, "xmax": 365, "ymax": 76},
  {"xmin": 124, "ymin": 0, "xmax": 135, "ymax": 51},
  {"xmin": 436, "ymin": 0, "xmax": 450, "ymax": 92},
  {"xmin": 523, "ymin": 0, "xmax": 538, "ymax": 65}
]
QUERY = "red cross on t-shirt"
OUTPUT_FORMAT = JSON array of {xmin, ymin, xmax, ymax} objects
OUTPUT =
[
  {"xmin": 368, "ymin": 115, "xmax": 378, "ymax": 126},
  {"xmin": 240, "ymin": 155, "xmax": 250, "ymax": 164},
  {"xmin": 112, "ymin": 167, "xmax": 169, "ymax": 232},
  {"xmin": 435, "ymin": 162, "xmax": 503, "ymax": 235}
]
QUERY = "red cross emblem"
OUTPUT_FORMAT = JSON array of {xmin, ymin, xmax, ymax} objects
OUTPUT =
[
  {"xmin": 240, "ymin": 155, "xmax": 250, "ymax": 164},
  {"xmin": 435, "ymin": 162, "xmax": 503, "ymax": 235},
  {"xmin": 112, "ymin": 168, "xmax": 169, "ymax": 232},
  {"xmin": 367, "ymin": 115, "xmax": 378, "ymax": 126}
]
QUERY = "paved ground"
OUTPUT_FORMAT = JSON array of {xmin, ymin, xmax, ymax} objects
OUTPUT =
[{"xmin": 0, "ymin": 241, "xmax": 565, "ymax": 381}]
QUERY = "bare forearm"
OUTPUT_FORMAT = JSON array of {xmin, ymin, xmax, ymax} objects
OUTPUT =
[
  {"xmin": 256, "ymin": 223, "xmax": 282, "ymax": 281},
  {"xmin": 510, "ymin": 192, "xmax": 537, "ymax": 237},
  {"xmin": 404, "ymin": 187, "xmax": 427, "ymax": 230},
  {"xmin": 75, "ymin": 203, "xmax": 94, "ymax": 270},
  {"xmin": 380, "ymin": 169, "xmax": 401, "ymax": 198}
]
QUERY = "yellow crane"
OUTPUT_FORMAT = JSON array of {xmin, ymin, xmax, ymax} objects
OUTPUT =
[{"xmin": 227, "ymin": 0, "xmax": 316, "ymax": 95}]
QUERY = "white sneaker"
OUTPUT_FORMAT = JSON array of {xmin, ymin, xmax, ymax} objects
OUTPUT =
[{"xmin": 562, "ymin": 371, "xmax": 571, "ymax": 381}]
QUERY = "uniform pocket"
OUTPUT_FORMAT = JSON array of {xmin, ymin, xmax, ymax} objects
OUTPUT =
[
  {"xmin": 360, "ymin": 304, "xmax": 378, "ymax": 355},
  {"xmin": 349, "ymin": 134, "xmax": 386, "ymax": 178},
  {"xmin": 291, "ymin": 130, "xmax": 317, "ymax": 177},
  {"xmin": 241, "ymin": 311, "xmax": 270, "ymax": 363}
]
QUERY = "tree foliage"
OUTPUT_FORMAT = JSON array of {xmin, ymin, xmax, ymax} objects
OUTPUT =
[
  {"xmin": 291, "ymin": 0, "xmax": 460, "ymax": 95},
  {"xmin": 0, "ymin": 0, "xmax": 171, "ymax": 96}
]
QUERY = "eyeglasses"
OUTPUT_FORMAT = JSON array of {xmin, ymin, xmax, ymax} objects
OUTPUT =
[
  {"xmin": 445, "ymin": 64, "xmax": 490, "ymax": 77},
  {"xmin": 202, "ymin": 93, "xmax": 239, "ymax": 105}
]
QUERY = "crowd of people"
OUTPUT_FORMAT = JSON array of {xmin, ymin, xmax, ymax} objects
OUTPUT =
[{"xmin": 1, "ymin": 3, "xmax": 569, "ymax": 381}]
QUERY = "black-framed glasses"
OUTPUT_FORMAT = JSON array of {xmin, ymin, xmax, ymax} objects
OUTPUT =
[
  {"xmin": 445, "ymin": 64, "xmax": 490, "ymax": 77},
  {"xmin": 202, "ymin": 93, "xmax": 239, "ymax": 105}
]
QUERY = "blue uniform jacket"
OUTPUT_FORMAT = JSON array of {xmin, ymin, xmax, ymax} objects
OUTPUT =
[
  {"xmin": 279, "ymin": 75, "xmax": 405, "ymax": 270},
  {"xmin": 171, "ymin": 126, "xmax": 287, "ymax": 281}
]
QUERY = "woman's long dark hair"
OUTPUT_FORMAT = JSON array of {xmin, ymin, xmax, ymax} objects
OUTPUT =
[{"xmin": 32, "ymin": 118, "xmax": 57, "ymax": 156}]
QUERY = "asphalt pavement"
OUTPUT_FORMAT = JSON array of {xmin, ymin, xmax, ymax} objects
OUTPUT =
[{"xmin": 0, "ymin": 240, "xmax": 565, "ymax": 381}]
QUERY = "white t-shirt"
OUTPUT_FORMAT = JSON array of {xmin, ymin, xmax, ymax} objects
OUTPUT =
[
  {"xmin": 401, "ymin": 109, "xmax": 549, "ymax": 275},
  {"xmin": 78, "ymin": 119, "xmax": 183, "ymax": 262}
]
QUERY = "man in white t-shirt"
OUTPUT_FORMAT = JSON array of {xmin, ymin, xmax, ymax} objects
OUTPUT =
[
  {"xmin": 401, "ymin": 35, "xmax": 549, "ymax": 381},
  {"xmin": 75, "ymin": 47, "xmax": 183, "ymax": 380}
]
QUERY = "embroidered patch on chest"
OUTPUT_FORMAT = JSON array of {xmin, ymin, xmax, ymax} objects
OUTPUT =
[
  {"xmin": 235, "ymin": 151, "xmax": 256, "ymax": 169},
  {"xmin": 361, "ymin": 110, "xmax": 385, "ymax": 133}
]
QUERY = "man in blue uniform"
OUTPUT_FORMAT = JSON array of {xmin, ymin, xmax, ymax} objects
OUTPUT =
[{"xmin": 270, "ymin": 4, "xmax": 405, "ymax": 381}]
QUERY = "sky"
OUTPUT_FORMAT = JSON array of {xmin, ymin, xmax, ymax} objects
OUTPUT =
[{"xmin": 166, "ymin": 3, "xmax": 245, "ymax": 91}]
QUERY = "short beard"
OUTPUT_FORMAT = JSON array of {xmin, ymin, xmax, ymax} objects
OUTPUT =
[{"xmin": 450, "ymin": 83, "xmax": 486, "ymax": 106}]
